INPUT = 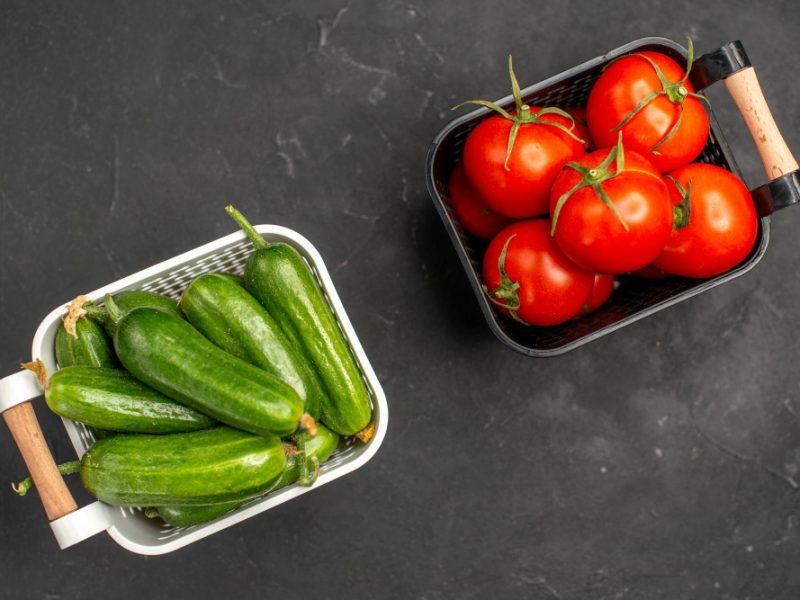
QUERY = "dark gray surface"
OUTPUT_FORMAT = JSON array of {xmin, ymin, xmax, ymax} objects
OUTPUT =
[{"xmin": 2, "ymin": 1, "xmax": 800, "ymax": 598}]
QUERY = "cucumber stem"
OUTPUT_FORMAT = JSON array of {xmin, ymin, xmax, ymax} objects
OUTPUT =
[
  {"xmin": 103, "ymin": 294, "xmax": 123, "ymax": 327},
  {"xmin": 63, "ymin": 295, "xmax": 90, "ymax": 338},
  {"xmin": 12, "ymin": 460, "xmax": 80, "ymax": 496},
  {"xmin": 225, "ymin": 205, "xmax": 269, "ymax": 250},
  {"xmin": 355, "ymin": 421, "xmax": 376, "ymax": 444},
  {"xmin": 293, "ymin": 433, "xmax": 320, "ymax": 487},
  {"xmin": 82, "ymin": 302, "xmax": 108, "ymax": 325},
  {"xmin": 21, "ymin": 359, "xmax": 50, "ymax": 391},
  {"xmin": 299, "ymin": 412, "xmax": 318, "ymax": 437}
]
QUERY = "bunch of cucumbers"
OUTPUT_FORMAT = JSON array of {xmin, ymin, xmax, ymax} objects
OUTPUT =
[{"xmin": 21, "ymin": 206, "xmax": 373, "ymax": 528}]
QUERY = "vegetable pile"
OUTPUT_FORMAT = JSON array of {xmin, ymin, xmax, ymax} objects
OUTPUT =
[
  {"xmin": 14, "ymin": 206, "xmax": 374, "ymax": 528},
  {"xmin": 450, "ymin": 41, "xmax": 758, "ymax": 327}
]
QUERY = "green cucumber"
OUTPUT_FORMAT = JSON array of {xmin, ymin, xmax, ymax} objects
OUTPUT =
[
  {"xmin": 112, "ymin": 306, "xmax": 304, "ymax": 437},
  {"xmin": 80, "ymin": 427, "xmax": 286, "ymax": 506},
  {"xmin": 226, "ymin": 206, "xmax": 372, "ymax": 436},
  {"xmin": 54, "ymin": 318, "xmax": 118, "ymax": 369},
  {"xmin": 45, "ymin": 366, "xmax": 215, "ymax": 433},
  {"xmin": 85, "ymin": 290, "xmax": 182, "ymax": 337},
  {"xmin": 155, "ymin": 501, "xmax": 241, "ymax": 528},
  {"xmin": 181, "ymin": 272, "xmax": 324, "ymax": 419},
  {"xmin": 214, "ymin": 272, "xmax": 245, "ymax": 286},
  {"xmin": 271, "ymin": 424, "xmax": 339, "ymax": 488},
  {"xmin": 156, "ymin": 424, "xmax": 339, "ymax": 527},
  {"xmin": 53, "ymin": 313, "xmax": 119, "ymax": 441},
  {"xmin": 109, "ymin": 290, "xmax": 181, "ymax": 319}
]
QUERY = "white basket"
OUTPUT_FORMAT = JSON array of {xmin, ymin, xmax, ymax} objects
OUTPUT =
[{"xmin": 0, "ymin": 225, "xmax": 388, "ymax": 555}]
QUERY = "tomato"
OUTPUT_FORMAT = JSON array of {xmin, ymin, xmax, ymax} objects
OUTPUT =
[
  {"xmin": 631, "ymin": 264, "xmax": 669, "ymax": 279},
  {"xmin": 587, "ymin": 42, "xmax": 709, "ymax": 174},
  {"xmin": 463, "ymin": 107, "xmax": 586, "ymax": 219},
  {"xmin": 653, "ymin": 163, "xmax": 758, "ymax": 278},
  {"xmin": 548, "ymin": 138, "xmax": 673, "ymax": 274},
  {"xmin": 482, "ymin": 220, "xmax": 594, "ymax": 326},
  {"xmin": 447, "ymin": 163, "xmax": 513, "ymax": 240},
  {"xmin": 458, "ymin": 56, "xmax": 586, "ymax": 219},
  {"xmin": 577, "ymin": 274, "xmax": 615, "ymax": 316}
]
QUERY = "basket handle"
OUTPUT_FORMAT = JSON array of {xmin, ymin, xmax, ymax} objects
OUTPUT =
[
  {"xmin": 1, "ymin": 370, "xmax": 77, "ymax": 520},
  {"xmin": 2, "ymin": 369, "xmax": 113, "ymax": 548},
  {"xmin": 693, "ymin": 40, "xmax": 800, "ymax": 216},
  {"xmin": 724, "ymin": 68, "xmax": 799, "ymax": 179}
]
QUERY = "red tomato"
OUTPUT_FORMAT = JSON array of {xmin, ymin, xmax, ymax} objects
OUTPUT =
[
  {"xmin": 549, "ymin": 141, "xmax": 673, "ymax": 274},
  {"xmin": 482, "ymin": 220, "xmax": 594, "ymax": 326},
  {"xmin": 631, "ymin": 264, "xmax": 669, "ymax": 279},
  {"xmin": 653, "ymin": 163, "xmax": 758, "ymax": 278},
  {"xmin": 587, "ymin": 47, "xmax": 709, "ymax": 174},
  {"xmin": 447, "ymin": 163, "xmax": 513, "ymax": 240},
  {"xmin": 576, "ymin": 274, "xmax": 615, "ymax": 316},
  {"xmin": 464, "ymin": 107, "xmax": 586, "ymax": 218}
]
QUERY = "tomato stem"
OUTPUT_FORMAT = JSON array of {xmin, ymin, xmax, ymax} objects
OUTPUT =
[
  {"xmin": 509, "ymin": 55, "xmax": 524, "ymax": 114},
  {"xmin": 652, "ymin": 107, "xmax": 684, "ymax": 154},
  {"xmin": 608, "ymin": 38, "xmax": 706, "ymax": 153},
  {"xmin": 550, "ymin": 177, "xmax": 586, "ymax": 236},
  {"xmin": 668, "ymin": 176, "xmax": 692, "ymax": 230},
  {"xmin": 453, "ymin": 55, "xmax": 585, "ymax": 171},
  {"xmin": 482, "ymin": 234, "xmax": 528, "ymax": 324},
  {"xmin": 551, "ymin": 133, "xmax": 630, "ymax": 235}
]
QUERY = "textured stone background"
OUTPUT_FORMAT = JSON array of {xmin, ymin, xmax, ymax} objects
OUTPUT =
[{"xmin": 1, "ymin": 1, "xmax": 799, "ymax": 598}]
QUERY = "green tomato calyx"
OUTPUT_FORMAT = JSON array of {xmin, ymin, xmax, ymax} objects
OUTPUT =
[
  {"xmin": 482, "ymin": 234, "xmax": 529, "ymax": 325},
  {"xmin": 609, "ymin": 38, "xmax": 710, "ymax": 155},
  {"xmin": 551, "ymin": 133, "xmax": 630, "ymax": 235},
  {"xmin": 453, "ymin": 55, "xmax": 585, "ymax": 171}
]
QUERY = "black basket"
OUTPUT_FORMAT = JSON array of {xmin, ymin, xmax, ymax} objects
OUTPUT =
[{"xmin": 426, "ymin": 37, "xmax": 800, "ymax": 357}]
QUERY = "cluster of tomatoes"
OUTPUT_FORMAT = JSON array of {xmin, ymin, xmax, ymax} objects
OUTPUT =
[{"xmin": 449, "ymin": 42, "xmax": 758, "ymax": 327}]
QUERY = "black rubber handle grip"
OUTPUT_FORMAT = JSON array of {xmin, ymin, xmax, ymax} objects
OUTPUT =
[{"xmin": 691, "ymin": 40, "xmax": 751, "ymax": 90}]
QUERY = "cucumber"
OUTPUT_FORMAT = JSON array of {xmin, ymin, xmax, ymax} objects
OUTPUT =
[
  {"xmin": 109, "ymin": 290, "xmax": 181, "ymax": 319},
  {"xmin": 45, "ymin": 366, "xmax": 215, "ymax": 433},
  {"xmin": 53, "ymin": 313, "xmax": 119, "ymax": 441},
  {"xmin": 113, "ymin": 306, "xmax": 304, "ymax": 437},
  {"xmin": 80, "ymin": 427, "xmax": 286, "ymax": 506},
  {"xmin": 226, "ymin": 206, "xmax": 372, "ymax": 436},
  {"xmin": 155, "ymin": 500, "xmax": 240, "ymax": 528},
  {"xmin": 156, "ymin": 424, "xmax": 339, "ymax": 527},
  {"xmin": 214, "ymin": 272, "xmax": 245, "ymax": 286},
  {"xmin": 85, "ymin": 290, "xmax": 182, "ymax": 337},
  {"xmin": 54, "ymin": 318, "xmax": 118, "ymax": 369},
  {"xmin": 181, "ymin": 272, "xmax": 324, "ymax": 419}
]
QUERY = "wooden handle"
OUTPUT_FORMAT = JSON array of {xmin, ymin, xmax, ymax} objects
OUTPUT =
[
  {"xmin": 724, "ymin": 67, "xmax": 799, "ymax": 179},
  {"xmin": 3, "ymin": 402, "xmax": 77, "ymax": 521}
]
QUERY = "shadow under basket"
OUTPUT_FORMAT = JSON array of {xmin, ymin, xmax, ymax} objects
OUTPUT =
[{"xmin": 426, "ymin": 37, "xmax": 800, "ymax": 357}]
